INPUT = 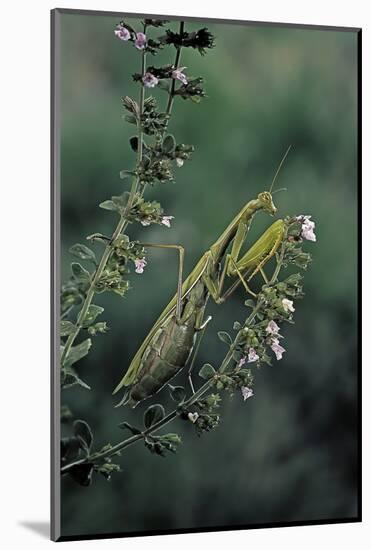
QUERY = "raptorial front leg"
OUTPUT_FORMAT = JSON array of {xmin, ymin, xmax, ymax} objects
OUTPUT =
[{"xmin": 204, "ymin": 220, "xmax": 286, "ymax": 306}]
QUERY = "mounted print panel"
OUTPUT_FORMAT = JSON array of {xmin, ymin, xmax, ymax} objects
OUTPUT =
[{"xmin": 51, "ymin": 8, "xmax": 361, "ymax": 542}]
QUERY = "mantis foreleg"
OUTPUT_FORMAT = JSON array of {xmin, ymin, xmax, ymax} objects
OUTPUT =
[{"xmin": 203, "ymin": 219, "xmax": 285, "ymax": 304}]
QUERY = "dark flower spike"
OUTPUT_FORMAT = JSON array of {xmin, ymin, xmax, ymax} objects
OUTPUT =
[
  {"xmin": 174, "ymin": 77, "xmax": 206, "ymax": 102},
  {"xmin": 132, "ymin": 65, "xmax": 174, "ymax": 84},
  {"xmin": 145, "ymin": 64, "xmax": 175, "ymax": 79},
  {"xmin": 146, "ymin": 38, "xmax": 165, "ymax": 55},
  {"xmin": 144, "ymin": 19, "xmax": 170, "ymax": 27},
  {"xmin": 161, "ymin": 27, "xmax": 216, "ymax": 55}
]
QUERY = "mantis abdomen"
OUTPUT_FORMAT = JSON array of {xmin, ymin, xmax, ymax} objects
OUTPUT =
[{"xmin": 123, "ymin": 281, "xmax": 208, "ymax": 407}]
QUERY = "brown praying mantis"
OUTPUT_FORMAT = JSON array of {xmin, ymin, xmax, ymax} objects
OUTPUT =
[{"xmin": 113, "ymin": 148, "xmax": 291, "ymax": 407}]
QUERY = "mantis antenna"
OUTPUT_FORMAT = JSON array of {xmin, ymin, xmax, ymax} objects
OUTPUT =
[
  {"xmin": 272, "ymin": 187, "xmax": 287, "ymax": 195},
  {"xmin": 269, "ymin": 145, "xmax": 292, "ymax": 193}
]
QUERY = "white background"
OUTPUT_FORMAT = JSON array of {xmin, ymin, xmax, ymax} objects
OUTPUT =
[{"xmin": 1, "ymin": 0, "xmax": 367, "ymax": 547}]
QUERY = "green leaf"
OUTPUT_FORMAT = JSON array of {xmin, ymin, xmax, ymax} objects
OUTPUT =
[
  {"xmin": 244, "ymin": 299, "xmax": 256, "ymax": 308},
  {"xmin": 69, "ymin": 463, "xmax": 94, "ymax": 487},
  {"xmin": 144, "ymin": 404, "xmax": 165, "ymax": 429},
  {"xmin": 63, "ymin": 338, "xmax": 92, "ymax": 369},
  {"xmin": 60, "ymin": 320, "xmax": 75, "ymax": 337},
  {"xmin": 88, "ymin": 322, "xmax": 109, "ymax": 336},
  {"xmin": 160, "ymin": 433, "xmax": 181, "ymax": 444},
  {"xmin": 119, "ymin": 169, "xmax": 135, "ymax": 180},
  {"xmin": 61, "ymin": 369, "xmax": 91, "ymax": 390},
  {"xmin": 141, "ymin": 155, "xmax": 151, "ymax": 169},
  {"xmin": 162, "ymin": 134, "xmax": 176, "ymax": 153},
  {"xmin": 122, "ymin": 96, "xmax": 139, "ymax": 115},
  {"xmin": 129, "ymin": 136, "xmax": 138, "ymax": 151},
  {"xmin": 199, "ymin": 363, "xmax": 216, "ymax": 380},
  {"xmin": 233, "ymin": 321, "xmax": 242, "ymax": 330},
  {"xmin": 168, "ymin": 385, "xmax": 186, "ymax": 403},
  {"xmin": 61, "ymin": 437, "xmax": 80, "ymax": 461},
  {"xmin": 86, "ymin": 232, "xmax": 110, "ymax": 244},
  {"xmin": 99, "ymin": 200, "xmax": 120, "ymax": 212},
  {"xmin": 217, "ymin": 331, "xmax": 232, "ymax": 345},
  {"xmin": 73, "ymin": 419, "xmax": 93, "ymax": 453},
  {"xmin": 82, "ymin": 305, "xmax": 104, "ymax": 327},
  {"xmin": 112, "ymin": 193, "xmax": 129, "ymax": 209},
  {"xmin": 71, "ymin": 262, "xmax": 90, "ymax": 283},
  {"xmin": 97, "ymin": 461, "xmax": 121, "ymax": 480},
  {"xmin": 69, "ymin": 243, "xmax": 97, "ymax": 265},
  {"xmin": 61, "ymin": 404, "xmax": 73, "ymax": 423},
  {"xmin": 117, "ymin": 421, "xmax": 142, "ymax": 435},
  {"xmin": 123, "ymin": 114, "xmax": 137, "ymax": 125}
]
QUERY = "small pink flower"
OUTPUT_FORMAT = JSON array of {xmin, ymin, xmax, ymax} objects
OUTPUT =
[
  {"xmin": 266, "ymin": 320, "xmax": 280, "ymax": 335},
  {"xmin": 270, "ymin": 338, "xmax": 286, "ymax": 361},
  {"xmin": 241, "ymin": 386, "xmax": 254, "ymax": 401},
  {"xmin": 161, "ymin": 216, "xmax": 174, "ymax": 228},
  {"xmin": 297, "ymin": 215, "xmax": 316, "ymax": 242},
  {"xmin": 172, "ymin": 67, "xmax": 188, "ymax": 85},
  {"xmin": 134, "ymin": 258, "xmax": 147, "ymax": 274},
  {"xmin": 140, "ymin": 219, "xmax": 151, "ymax": 226},
  {"xmin": 134, "ymin": 32, "xmax": 147, "ymax": 50},
  {"xmin": 238, "ymin": 356, "xmax": 246, "ymax": 368},
  {"xmin": 142, "ymin": 72, "xmax": 158, "ymax": 88},
  {"xmin": 176, "ymin": 158, "xmax": 184, "ymax": 167},
  {"xmin": 114, "ymin": 24, "xmax": 131, "ymax": 41},
  {"xmin": 282, "ymin": 298, "xmax": 295, "ymax": 313},
  {"xmin": 247, "ymin": 347, "xmax": 259, "ymax": 363}
]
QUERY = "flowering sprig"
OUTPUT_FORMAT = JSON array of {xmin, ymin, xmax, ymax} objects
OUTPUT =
[
  {"xmin": 174, "ymin": 77, "xmax": 206, "ymax": 102},
  {"xmin": 60, "ymin": 19, "xmax": 217, "ymax": 480},
  {"xmin": 61, "ymin": 214, "xmax": 315, "ymax": 485},
  {"xmin": 60, "ymin": 19, "xmax": 213, "ymax": 386},
  {"xmin": 161, "ymin": 27, "xmax": 216, "ymax": 55},
  {"xmin": 114, "ymin": 20, "xmax": 165, "ymax": 55}
]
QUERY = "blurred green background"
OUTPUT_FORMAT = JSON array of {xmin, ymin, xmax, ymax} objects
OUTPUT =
[{"xmin": 59, "ymin": 12, "xmax": 358, "ymax": 538}]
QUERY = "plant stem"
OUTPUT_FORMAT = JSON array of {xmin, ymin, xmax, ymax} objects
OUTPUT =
[
  {"xmin": 139, "ymin": 21, "xmax": 184, "ymax": 194},
  {"xmin": 165, "ymin": 21, "xmax": 184, "ymax": 119},
  {"xmin": 270, "ymin": 238, "xmax": 287, "ymax": 284},
  {"xmin": 61, "ymin": 377, "xmax": 212, "ymax": 474},
  {"xmin": 125, "ymin": 48, "xmax": 147, "ymax": 212},
  {"xmin": 61, "ymin": 48, "xmax": 148, "ymax": 368}
]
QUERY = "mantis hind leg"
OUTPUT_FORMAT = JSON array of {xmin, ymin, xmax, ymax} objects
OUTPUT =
[
  {"xmin": 246, "ymin": 242, "xmax": 278, "ymax": 283},
  {"xmin": 138, "ymin": 242, "xmax": 185, "ymax": 321},
  {"xmin": 259, "ymin": 267, "xmax": 269, "ymax": 285},
  {"xmin": 187, "ymin": 313, "xmax": 212, "ymax": 394},
  {"xmin": 229, "ymin": 257, "xmax": 257, "ymax": 297}
]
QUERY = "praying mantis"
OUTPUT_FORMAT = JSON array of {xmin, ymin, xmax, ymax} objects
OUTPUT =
[{"xmin": 113, "ymin": 149, "xmax": 291, "ymax": 407}]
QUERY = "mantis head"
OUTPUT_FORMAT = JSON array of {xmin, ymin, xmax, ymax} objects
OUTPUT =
[{"xmin": 258, "ymin": 191, "xmax": 277, "ymax": 216}]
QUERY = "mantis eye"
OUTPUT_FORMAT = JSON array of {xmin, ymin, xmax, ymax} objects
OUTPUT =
[{"xmin": 259, "ymin": 191, "xmax": 271, "ymax": 203}]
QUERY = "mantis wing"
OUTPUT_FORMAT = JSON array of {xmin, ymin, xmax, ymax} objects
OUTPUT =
[{"xmin": 112, "ymin": 252, "xmax": 211, "ymax": 394}]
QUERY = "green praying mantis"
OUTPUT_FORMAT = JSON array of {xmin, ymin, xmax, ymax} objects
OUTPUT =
[{"xmin": 113, "ymin": 148, "xmax": 291, "ymax": 407}]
